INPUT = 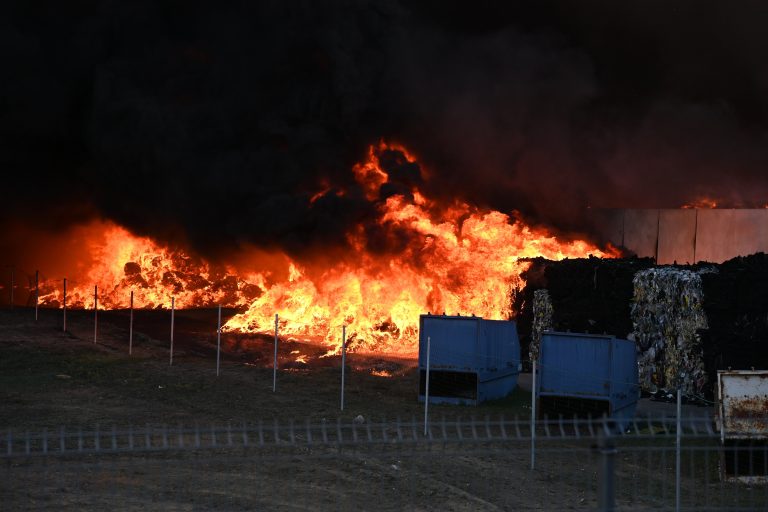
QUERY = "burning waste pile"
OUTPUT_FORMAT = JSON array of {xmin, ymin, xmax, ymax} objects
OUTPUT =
[
  {"xmin": 523, "ymin": 253, "xmax": 768, "ymax": 399},
  {"xmin": 216, "ymin": 142, "xmax": 616, "ymax": 355},
  {"xmin": 33, "ymin": 222, "xmax": 263, "ymax": 310},
  {"xmin": 20, "ymin": 142, "xmax": 614, "ymax": 357}
]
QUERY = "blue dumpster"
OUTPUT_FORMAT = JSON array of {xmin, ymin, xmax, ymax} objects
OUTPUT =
[
  {"xmin": 537, "ymin": 331, "xmax": 638, "ymax": 426},
  {"xmin": 418, "ymin": 314, "xmax": 520, "ymax": 405}
]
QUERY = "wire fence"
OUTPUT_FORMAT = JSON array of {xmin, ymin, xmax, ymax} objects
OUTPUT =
[{"xmin": 2, "ymin": 416, "xmax": 767, "ymax": 511}]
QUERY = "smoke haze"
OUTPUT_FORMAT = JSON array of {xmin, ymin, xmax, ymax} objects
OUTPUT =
[{"xmin": 4, "ymin": 0, "xmax": 768, "ymax": 262}]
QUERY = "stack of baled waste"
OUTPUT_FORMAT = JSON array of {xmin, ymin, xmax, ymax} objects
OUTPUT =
[
  {"xmin": 517, "ymin": 256, "xmax": 655, "ymax": 362},
  {"xmin": 631, "ymin": 267, "xmax": 708, "ymax": 395},
  {"xmin": 530, "ymin": 289, "xmax": 553, "ymax": 363}
]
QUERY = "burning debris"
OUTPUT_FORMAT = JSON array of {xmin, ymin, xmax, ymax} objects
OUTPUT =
[
  {"xmin": 222, "ymin": 143, "xmax": 614, "ymax": 354},
  {"xmin": 9, "ymin": 143, "xmax": 613, "ymax": 357},
  {"xmin": 6, "ymin": 3, "xmax": 768, "ymax": 368},
  {"xmin": 34, "ymin": 222, "xmax": 262, "ymax": 309}
]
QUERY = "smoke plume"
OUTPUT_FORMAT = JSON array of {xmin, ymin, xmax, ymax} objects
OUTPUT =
[{"xmin": 4, "ymin": 0, "xmax": 768, "ymax": 263}]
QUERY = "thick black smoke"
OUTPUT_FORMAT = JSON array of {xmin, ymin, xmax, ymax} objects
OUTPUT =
[{"xmin": 4, "ymin": 0, "xmax": 768, "ymax": 263}]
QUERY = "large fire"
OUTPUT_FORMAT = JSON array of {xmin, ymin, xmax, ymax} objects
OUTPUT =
[
  {"xmin": 223, "ymin": 142, "xmax": 616, "ymax": 354},
  {"xmin": 36, "ymin": 142, "xmax": 616, "ymax": 355}
]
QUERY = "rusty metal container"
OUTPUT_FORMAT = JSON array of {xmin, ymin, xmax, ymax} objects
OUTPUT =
[
  {"xmin": 717, "ymin": 370, "xmax": 768, "ymax": 440},
  {"xmin": 716, "ymin": 370, "xmax": 768, "ymax": 482}
]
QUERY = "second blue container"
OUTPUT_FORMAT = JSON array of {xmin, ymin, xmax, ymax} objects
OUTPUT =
[{"xmin": 537, "ymin": 331, "xmax": 639, "ymax": 425}]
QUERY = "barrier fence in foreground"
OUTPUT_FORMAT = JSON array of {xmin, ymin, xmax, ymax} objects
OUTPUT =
[{"xmin": 2, "ymin": 416, "xmax": 767, "ymax": 511}]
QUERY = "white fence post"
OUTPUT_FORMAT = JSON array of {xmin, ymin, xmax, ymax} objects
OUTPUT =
[
  {"xmin": 531, "ymin": 359, "xmax": 537, "ymax": 470},
  {"xmin": 341, "ymin": 325, "xmax": 346, "ymax": 411},
  {"xmin": 424, "ymin": 335, "xmax": 431, "ymax": 436},
  {"xmin": 62, "ymin": 278, "xmax": 67, "ymax": 332},
  {"xmin": 273, "ymin": 314, "xmax": 278, "ymax": 392},
  {"xmin": 129, "ymin": 291, "xmax": 134, "ymax": 355},
  {"xmin": 676, "ymin": 387, "xmax": 682, "ymax": 512},
  {"xmin": 34, "ymin": 270, "xmax": 39, "ymax": 321},
  {"xmin": 597, "ymin": 419, "xmax": 616, "ymax": 512},
  {"xmin": 169, "ymin": 297, "xmax": 175, "ymax": 366},
  {"xmin": 93, "ymin": 286, "xmax": 98, "ymax": 344},
  {"xmin": 216, "ymin": 304, "xmax": 222, "ymax": 377}
]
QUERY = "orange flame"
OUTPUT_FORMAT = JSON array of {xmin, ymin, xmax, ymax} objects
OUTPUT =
[
  {"xmin": 34, "ymin": 142, "xmax": 615, "ymax": 356},
  {"xmin": 682, "ymin": 197, "xmax": 719, "ymax": 209},
  {"xmin": 38, "ymin": 221, "xmax": 263, "ymax": 309},
  {"xmin": 223, "ymin": 142, "xmax": 616, "ymax": 355}
]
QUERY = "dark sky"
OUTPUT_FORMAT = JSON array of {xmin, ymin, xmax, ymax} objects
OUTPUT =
[{"xmin": 3, "ymin": 0, "xmax": 768, "ymax": 261}]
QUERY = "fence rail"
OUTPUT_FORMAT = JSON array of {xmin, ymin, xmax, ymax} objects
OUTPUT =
[
  {"xmin": 0, "ymin": 416, "xmax": 727, "ymax": 458},
  {"xmin": 3, "ymin": 416, "xmax": 767, "ymax": 511}
]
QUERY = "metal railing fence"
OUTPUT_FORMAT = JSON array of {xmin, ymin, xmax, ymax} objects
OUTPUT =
[{"xmin": 2, "ymin": 416, "xmax": 767, "ymax": 511}]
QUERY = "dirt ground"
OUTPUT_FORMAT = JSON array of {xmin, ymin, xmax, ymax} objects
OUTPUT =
[
  {"xmin": 3, "ymin": 307, "xmax": 736, "ymax": 511},
  {"xmin": 0, "ymin": 307, "xmax": 534, "ymax": 429},
  {"xmin": 0, "ymin": 307, "xmax": 546, "ymax": 511}
]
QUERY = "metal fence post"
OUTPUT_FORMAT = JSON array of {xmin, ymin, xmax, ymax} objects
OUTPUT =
[
  {"xmin": 216, "ymin": 304, "xmax": 222, "ymax": 376},
  {"xmin": 129, "ymin": 290, "xmax": 134, "ymax": 355},
  {"xmin": 34, "ymin": 270, "xmax": 39, "ymax": 321},
  {"xmin": 169, "ymin": 297, "xmax": 175, "ymax": 366},
  {"xmin": 340, "ymin": 325, "xmax": 346, "ymax": 411},
  {"xmin": 93, "ymin": 285, "xmax": 98, "ymax": 344},
  {"xmin": 597, "ymin": 419, "xmax": 616, "ymax": 512},
  {"xmin": 273, "ymin": 314, "xmax": 278, "ymax": 392},
  {"xmin": 424, "ymin": 335, "xmax": 431, "ymax": 436},
  {"xmin": 62, "ymin": 278, "xmax": 67, "ymax": 332},
  {"xmin": 531, "ymin": 360, "xmax": 537, "ymax": 470},
  {"xmin": 676, "ymin": 387, "xmax": 682, "ymax": 512}
]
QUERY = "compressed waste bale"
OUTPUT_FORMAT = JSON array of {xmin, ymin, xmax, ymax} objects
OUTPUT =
[
  {"xmin": 529, "ymin": 289, "xmax": 553, "ymax": 362},
  {"xmin": 631, "ymin": 267, "xmax": 708, "ymax": 395},
  {"xmin": 517, "ymin": 256, "xmax": 655, "ymax": 361},
  {"xmin": 518, "ymin": 252, "xmax": 768, "ymax": 399}
]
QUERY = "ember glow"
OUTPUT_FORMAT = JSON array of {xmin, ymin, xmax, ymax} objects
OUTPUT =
[
  {"xmin": 223, "ymin": 142, "xmax": 617, "ymax": 354},
  {"xmin": 682, "ymin": 197, "xmax": 719, "ymax": 209}
]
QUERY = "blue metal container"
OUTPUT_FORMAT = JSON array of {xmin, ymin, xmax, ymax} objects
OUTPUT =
[
  {"xmin": 418, "ymin": 314, "xmax": 520, "ymax": 405},
  {"xmin": 537, "ymin": 331, "xmax": 638, "ymax": 426}
]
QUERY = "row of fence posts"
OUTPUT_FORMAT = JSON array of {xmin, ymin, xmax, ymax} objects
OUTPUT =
[
  {"xmin": 4, "ymin": 268, "xmax": 40, "ymax": 319},
  {"xmin": 4, "ymin": 268, "xmax": 40, "ymax": 320},
  {"xmin": 12, "ymin": 275, "xmax": 356, "ymax": 409},
  {"xmin": 9, "ymin": 275, "xmax": 218, "ymax": 375},
  {"xmin": 9, "ymin": 271, "xmax": 690, "ymax": 511}
]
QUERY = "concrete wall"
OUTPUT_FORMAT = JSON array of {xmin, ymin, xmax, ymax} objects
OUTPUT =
[
  {"xmin": 695, "ymin": 209, "xmax": 768, "ymax": 263},
  {"xmin": 657, "ymin": 209, "xmax": 696, "ymax": 264},
  {"xmin": 591, "ymin": 209, "xmax": 768, "ymax": 264},
  {"xmin": 622, "ymin": 209, "xmax": 659, "ymax": 259}
]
